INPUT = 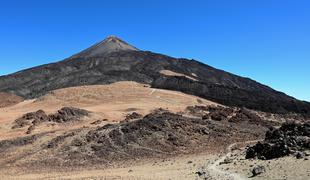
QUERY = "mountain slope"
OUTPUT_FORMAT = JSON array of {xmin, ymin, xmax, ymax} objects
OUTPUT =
[
  {"xmin": 0, "ymin": 36, "xmax": 309, "ymax": 115},
  {"xmin": 0, "ymin": 92, "xmax": 23, "ymax": 108}
]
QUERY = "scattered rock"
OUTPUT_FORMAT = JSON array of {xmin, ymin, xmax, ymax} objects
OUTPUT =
[
  {"xmin": 186, "ymin": 105, "xmax": 208, "ymax": 116},
  {"xmin": 121, "ymin": 112, "xmax": 143, "ymax": 123},
  {"xmin": 187, "ymin": 105, "xmax": 271, "ymax": 127},
  {"xmin": 187, "ymin": 105, "xmax": 234, "ymax": 121},
  {"xmin": 12, "ymin": 107, "xmax": 90, "ymax": 134},
  {"xmin": 195, "ymin": 170, "xmax": 206, "ymax": 176},
  {"xmin": 46, "ymin": 132, "xmax": 76, "ymax": 148},
  {"xmin": 229, "ymin": 108, "xmax": 261, "ymax": 124},
  {"xmin": 246, "ymin": 122, "xmax": 310, "ymax": 160},
  {"xmin": 208, "ymin": 106, "xmax": 234, "ymax": 121},
  {"xmin": 90, "ymin": 119, "xmax": 107, "ymax": 125},
  {"xmin": 219, "ymin": 157, "xmax": 233, "ymax": 165},
  {"xmin": 50, "ymin": 107, "xmax": 90, "ymax": 123},
  {"xmin": 295, "ymin": 151, "xmax": 305, "ymax": 159},
  {"xmin": 12, "ymin": 110, "xmax": 49, "ymax": 129},
  {"xmin": 26, "ymin": 125, "xmax": 36, "ymax": 134},
  {"xmin": 251, "ymin": 165, "xmax": 266, "ymax": 177}
]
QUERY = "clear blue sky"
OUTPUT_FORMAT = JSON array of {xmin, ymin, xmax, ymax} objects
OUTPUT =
[{"xmin": 0, "ymin": 0, "xmax": 309, "ymax": 101}]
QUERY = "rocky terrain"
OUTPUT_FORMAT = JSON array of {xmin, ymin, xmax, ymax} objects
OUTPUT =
[
  {"xmin": 0, "ymin": 36, "xmax": 309, "ymax": 116},
  {"xmin": 0, "ymin": 36, "xmax": 309, "ymax": 179},
  {"xmin": 1, "ymin": 103, "xmax": 308, "ymax": 179},
  {"xmin": 210, "ymin": 121, "xmax": 310, "ymax": 179},
  {"xmin": 246, "ymin": 121, "xmax": 310, "ymax": 160},
  {"xmin": 12, "ymin": 107, "xmax": 90, "ymax": 134},
  {"xmin": 0, "ymin": 105, "xmax": 269, "ymax": 173}
]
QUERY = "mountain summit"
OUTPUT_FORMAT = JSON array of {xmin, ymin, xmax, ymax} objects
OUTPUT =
[{"xmin": 72, "ymin": 36, "xmax": 139, "ymax": 58}]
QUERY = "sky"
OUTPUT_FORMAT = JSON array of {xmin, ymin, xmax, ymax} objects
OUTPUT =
[{"xmin": 0, "ymin": 0, "xmax": 309, "ymax": 101}]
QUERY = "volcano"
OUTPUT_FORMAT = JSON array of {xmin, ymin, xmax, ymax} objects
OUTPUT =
[
  {"xmin": 71, "ymin": 35, "xmax": 139, "ymax": 58},
  {"xmin": 0, "ymin": 36, "xmax": 309, "ymax": 115}
]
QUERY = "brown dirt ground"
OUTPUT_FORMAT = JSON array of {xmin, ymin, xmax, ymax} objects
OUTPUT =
[
  {"xmin": 0, "ymin": 153, "xmax": 215, "ymax": 180},
  {"xmin": 0, "ymin": 81, "xmax": 216, "ymax": 140},
  {"xmin": 0, "ymin": 92, "xmax": 24, "ymax": 108},
  {"xmin": 1, "ymin": 81, "xmax": 305, "ymax": 179},
  {"xmin": 160, "ymin": 69, "xmax": 198, "ymax": 81}
]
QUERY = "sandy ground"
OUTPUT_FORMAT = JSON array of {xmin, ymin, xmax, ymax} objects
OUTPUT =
[
  {"xmin": 0, "ymin": 81, "xmax": 220, "ymax": 180},
  {"xmin": 0, "ymin": 153, "xmax": 217, "ymax": 180},
  {"xmin": 0, "ymin": 81, "xmax": 215, "ymax": 140}
]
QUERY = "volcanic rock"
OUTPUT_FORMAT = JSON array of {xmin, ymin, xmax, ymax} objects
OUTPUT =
[
  {"xmin": 12, "ymin": 107, "xmax": 90, "ymax": 134},
  {"xmin": 12, "ymin": 110, "xmax": 49, "ymax": 129},
  {"xmin": 229, "ymin": 108, "xmax": 261, "ymax": 124},
  {"xmin": 295, "ymin": 151, "xmax": 305, "ymax": 159},
  {"xmin": 29, "ymin": 110, "xmax": 265, "ymax": 167},
  {"xmin": 246, "ymin": 122, "xmax": 310, "ymax": 160},
  {"xmin": 251, "ymin": 165, "xmax": 266, "ymax": 177},
  {"xmin": 122, "ymin": 112, "xmax": 143, "ymax": 122},
  {"xmin": 49, "ymin": 107, "xmax": 90, "ymax": 123},
  {"xmin": 1, "ymin": 36, "xmax": 309, "ymax": 116}
]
